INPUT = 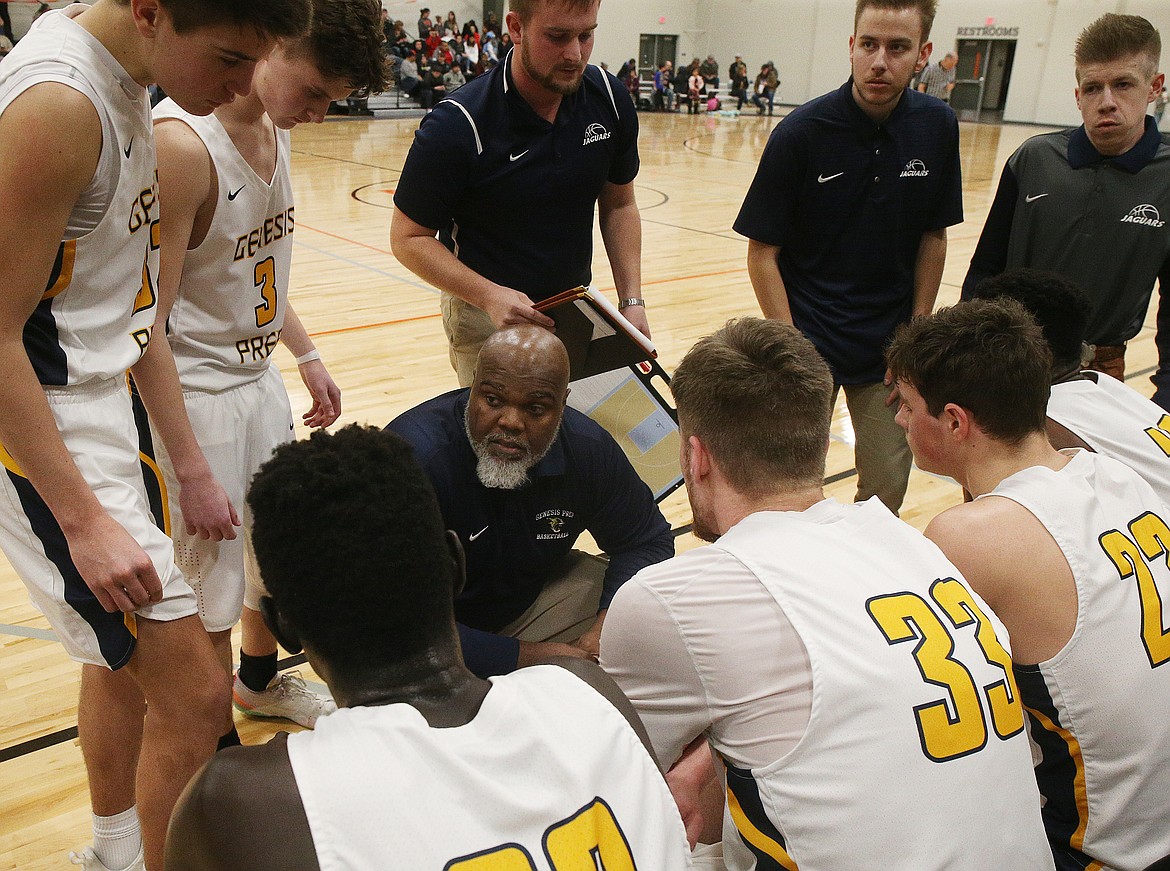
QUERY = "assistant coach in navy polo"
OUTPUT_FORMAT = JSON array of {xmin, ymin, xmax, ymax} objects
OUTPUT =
[{"xmin": 391, "ymin": 0, "xmax": 646, "ymax": 386}]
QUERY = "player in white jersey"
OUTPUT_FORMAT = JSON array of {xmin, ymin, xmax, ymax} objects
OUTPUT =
[
  {"xmin": 600, "ymin": 318, "xmax": 1053, "ymax": 871},
  {"xmin": 165, "ymin": 425, "xmax": 692, "ymax": 871},
  {"xmin": 0, "ymin": 2, "xmax": 311, "ymax": 869},
  {"xmin": 148, "ymin": 0, "xmax": 387, "ymax": 737},
  {"xmin": 889, "ymin": 299, "xmax": 1170, "ymax": 871},
  {"xmin": 972, "ymin": 268, "xmax": 1170, "ymax": 504}
]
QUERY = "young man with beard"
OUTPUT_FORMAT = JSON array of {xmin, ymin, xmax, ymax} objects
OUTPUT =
[
  {"xmin": 0, "ymin": 1, "xmax": 309, "ymax": 868},
  {"xmin": 386, "ymin": 325, "xmax": 672, "ymax": 678},
  {"xmin": 599, "ymin": 318, "xmax": 1052, "ymax": 871},
  {"xmin": 390, "ymin": 0, "xmax": 646, "ymax": 386},
  {"xmin": 734, "ymin": 0, "xmax": 962, "ymax": 515},
  {"xmin": 888, "ymin": 300, "xmax": 1170, "ymax": 870},
  {"xmin": 148, "ymin": 0, "xmax": 387, "ymax": 737}
]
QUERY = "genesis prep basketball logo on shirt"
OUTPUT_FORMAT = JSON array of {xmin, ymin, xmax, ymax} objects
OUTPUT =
[
  {"xmin": 1121, "ymin": 204, "xmax": 1166, "ymax": 228},
  {"xmin": 900, "ymin": 159, "xmax": 929, "ymax": 178},
  {"xmin": 535, "ymin": 509, "xmax": 574, "ymax": 540},
  {"xmin": 583, "ymin": 123, "xmax": 611, "ymax": 146}
]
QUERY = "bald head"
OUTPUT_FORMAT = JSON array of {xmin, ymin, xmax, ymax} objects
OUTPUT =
[
  {"xmin": 465, "ymin": 326, "xmax": 570, "ymax": 489},
  {"xmin": 475, "ymin": 325, "xmax": 570, "ymax": 393}
]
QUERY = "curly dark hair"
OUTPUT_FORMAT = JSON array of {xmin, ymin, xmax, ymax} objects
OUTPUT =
[
  {"xmin": 971, "ymin": 269, "xmax": 1091, "ymax": 374},
  {"xmin": 247, "ymin": 425, "xmax": 456, "ymax": 671},
  {"xmin": 293, "ymin": 0, "xmax": 389, "ymax": 94}
]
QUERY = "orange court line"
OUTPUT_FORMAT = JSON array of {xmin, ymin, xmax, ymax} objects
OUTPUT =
[{"xmin": 298, "ymin": 222, "xmax": 393, "ymax": 257}]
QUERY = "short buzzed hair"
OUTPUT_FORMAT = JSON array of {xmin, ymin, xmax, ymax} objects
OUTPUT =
[
  {"xmin": 510, "ymin": 0, "xmax": 598, "ymax": 21},
  {"xmin": 671, "ymin": 318, "xmax": 834, "ymax": 497},
  {"xmin": 1075, "ymin": 14, "xmax": 1161, "ymax": 80},
  {"xmin": 854, "ymin": 0, "xmax": 938, "ymax": 43}
]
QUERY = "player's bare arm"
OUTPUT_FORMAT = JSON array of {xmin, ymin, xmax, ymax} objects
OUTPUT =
[
  {"xmin": 597, "ymin": 180, "xmax": 649, "ymax": 339},
  {"xmin": 925, "ymin": 498, "xmax": 1078, "ymax": 665},
  {"xmin": 746, "ymin": 239, "xmax": 795, "ymax": 323},
  {"xmin": 281, "ymin": 306, "xmax": 340, "ymax": 428},
  {"xmin": 0, "ymin": 84, "xmax": 163, "ymax": 613},
  {"xmin": 166, "ymin": 733, "xmax": 319, "ymax": 871},
  {"xmin": 133, "ymin": 117, "xmax": 240, "ymax": 542},
  {"xmin": 390, "ymin": 206, "xmax": 555, "ymax": 330}
]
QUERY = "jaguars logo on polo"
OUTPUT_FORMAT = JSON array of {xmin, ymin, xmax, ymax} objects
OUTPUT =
[
  {"xmin": 535, "ymin": 509, "xmax": 574, "ymax": 540},
  {"xmin": 1120, "ymin": 204, "xmax": 1166, "ymax": 228},
  {"xmin": 900, "ymin": 158, "xmax": 929, "ymax": 178},
  {"xmin": 583, "ymin": 123, "xmax": 611, "ymax": 146}
]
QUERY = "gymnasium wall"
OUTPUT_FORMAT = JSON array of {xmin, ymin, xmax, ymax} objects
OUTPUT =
[{"xmin": 593, "ymin": 0, "xmax": 1170, "ymax": 127}]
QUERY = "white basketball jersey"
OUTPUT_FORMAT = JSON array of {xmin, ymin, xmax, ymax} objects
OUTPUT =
[
  {"xmin": 987, "ymin": 451, "xmax": 1170, "ymax": 871},
  {"xmin": 285, "ymin": 665, "xmax": 692, "ymax": 870},
  {"xmin": 152, "ymin": 100, "xmax": 294, "ymax": 392},
  {"xmin": 716, "ymin": 499, "xmax": 1052, "ymax": 871},
  {"xmin": 1048, "ymin": 373, "xmax": 1170, "ymax": 505},
  {"xmin": 0, "ymin": 7, "xmax": 159, "ymax": 386}
]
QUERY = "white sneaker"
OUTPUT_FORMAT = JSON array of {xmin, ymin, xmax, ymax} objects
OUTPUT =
[
  {"xmin": 232, "ymin": 671, "xmax": 336, "ymax": 728},
  {"xmin": 69, "ymin": 846, "xmax": 145, "ymax": 871}
]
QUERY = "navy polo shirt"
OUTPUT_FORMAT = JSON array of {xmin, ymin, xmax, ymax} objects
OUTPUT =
[
  {"xmin": 735, "ymin": 80, "xmax": 963, "ymax": 384},
  {"xmin": 393, "ymin": 51, "xmax": 640, "ymax": 302},
  {"xmin": 386, "ymin": 389, "xmax": 673, "ymax": 677}
]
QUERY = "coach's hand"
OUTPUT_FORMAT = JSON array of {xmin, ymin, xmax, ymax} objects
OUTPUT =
[
  {"xmin": 482, "ymin": 286, "xmax": 556, "ymax": 331},
  {"xmin": 69, "ymin": 513, "xmax": 164, "ymax": 612}
]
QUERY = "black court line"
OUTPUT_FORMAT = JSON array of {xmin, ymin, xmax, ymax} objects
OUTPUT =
[{"xmin": 0, "ymin": 654, "xmax": 308, "ymax": 763}]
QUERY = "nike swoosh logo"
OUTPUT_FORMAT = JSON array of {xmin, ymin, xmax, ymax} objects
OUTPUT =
[
  {"xmin": 509, "ymin": 150, "xmax": 529, "ymax": 162},
  {"xmin": 469, "ymin": 525, "xmax": 489, "ymax": 542},
  {"xmin": 123, "ymin": 139, "xmax": 133, "ymax": 159},
  {"xmin": 228, "ymin": 185, "xmax": 246, "ymax": 201},
  {"xmin": 1025, "ymin": 193, "xmax": 1049, "ymax": 203},
  {"xmin": 818, "ymin": 172, "xmax": 844, "ymax": 183}
]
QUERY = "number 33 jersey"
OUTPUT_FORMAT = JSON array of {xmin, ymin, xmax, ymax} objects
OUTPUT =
[
  {"xmin": 153, "ymin": 99, "xmax": 294, "ymax": 393},
  {"xmin": 716, "ymin": 499, "xmax": 1052, "ymax": 871}
]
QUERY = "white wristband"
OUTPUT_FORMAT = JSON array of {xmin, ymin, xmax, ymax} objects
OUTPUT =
[{"xmin": 295, "ymin": 349, "xmax": 321, "ymax": 366}]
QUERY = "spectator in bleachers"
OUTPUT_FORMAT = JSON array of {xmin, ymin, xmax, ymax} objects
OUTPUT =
[
  {"xmin": 419, "ymin": 65, "xmax": 447, "ymax": 109},
  {"xmin": 618, "ymin": 58, "xmax": 639, "ymax": 104},
  {"xmin": 462, "ymin": 23, "xmax": 481, "ymax": 71},
  {"xmin": 484, "ymin": 9, "xmax": 500, "ymax": 38},
  {"xmin": 443, "ymin": 10, "xmax": 458, "ymax": 37},
  {"xmin": 400, "ymin": 50, "xmax": 422, "ymax": 99},
  {"xmin": 752, "ymin": 61, "xmax": 779, "ymax": 115},
  {"xmin": 0, "ymin": 2, "xmax": 13, "ymax": 46},
  {"xmin": 728, "ymin": 54, "xmax": 749, "ymax": 110},
  {"xmin": 482, "ymin": 31, "xmax": 499, "ymax": 65},
  {"xmin": 688, "ymin": 66, "xmax": 703, "ymax": 114},
  {"xmin": 417, "ymin": 7, "xmax": 433, "ymax": 39},
  {"xmin": 497, "ymin": 31, "xmax": 513, "ymax": 58},
  {"xmin": 699, "ymin": 54, "xmax": 719, "ymax": 92},
  {"xmin": 654, "ymin": 60, "xmax": 675, "ymax": 111},
  {"xmin": 444, "ymin": 63, "xmax": 466, "ymax": 94}
]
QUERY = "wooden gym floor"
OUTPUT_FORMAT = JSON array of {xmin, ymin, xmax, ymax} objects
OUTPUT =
[{"xmin": 0, "ymin": 108, "xmax": 1162, "ymax": 869}]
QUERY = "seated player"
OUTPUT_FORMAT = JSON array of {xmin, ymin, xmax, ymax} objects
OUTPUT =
[
  {"xmin": 600, "ymin": 318, "xmax": 1053, "ymax": 870},
  {"xmin": 386, "ymin": 325, "xmax": 673, "ymax": 677},
  {"xmin": 147, "ymin": 0, "xmax": 387, "ymax": 733},
  {"xmin": 164, "ymin": 425, "xmax": 692, "ymax": 871},
  {"xmin": 972, "ymin": 268, "xmax": 1170, "ymax": 503},
  {"xmin": 888, "ymin": 300, "xmax": 1170, "ymax": 871}
]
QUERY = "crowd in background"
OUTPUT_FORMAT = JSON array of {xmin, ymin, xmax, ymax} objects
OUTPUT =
[{"xmin": 618, "ymin": 53, "xmax": 779, "ymax": 115}]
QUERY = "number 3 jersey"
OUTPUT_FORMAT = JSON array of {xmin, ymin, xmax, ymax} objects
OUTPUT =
[
  {"xmin": 284, "ymin": 664, "xmax": 692, "ymax": 870},
  {"xmin": 152, "ymin": 99, "xmax": 294, "ymax": 393},
  {"xmin": 988, "ymin": 450, "xmax": 1170, "ymax": 871}
]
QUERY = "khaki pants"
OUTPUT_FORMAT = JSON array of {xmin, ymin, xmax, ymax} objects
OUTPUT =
[
  {"xmin": 835, "ymin": 381, "xmax": 912, "ymax": 515},
  {"xmin": 441, "ymin": 292, "xmax": 496, "ymax": 387},
  {"xmin": 499, "ymin": 551, "xmax": 607, "ymax": 643}
]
